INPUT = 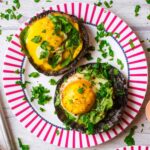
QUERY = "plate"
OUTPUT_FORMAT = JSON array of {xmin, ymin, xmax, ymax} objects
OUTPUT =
[
  {"xmin": 2, "ymin": 2, "xmax": 148, "ymax": 148},
  {"xmin": 116, "ymin": 146, "xmax": 150, "ymax": 150}
]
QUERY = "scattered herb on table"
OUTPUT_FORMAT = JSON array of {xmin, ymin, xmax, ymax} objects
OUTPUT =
[
  {"xmin": 40, "ymin": 107, "xmax": 46, "ymax": 112},
  {"xmin": 34, "ymin": 0, "xmax": 40, "ymax": 2},
  {"xmin": 46, "ymin": 0, "xmax": 52, "ymax": 2},
  {"xmin": 94, "ymin": 1, "xmax": 102, "ymax": 6},
  {"xmin": 0, "ymin": 29, "xmax": 2, "ymax": 35},
  {"xmin": 129, "ymin": 39, "xmax": 135, "ymax": 48},
  {"xmin": 117, "ymin": 59, "xmax": 124, "ymax": 70},
  {"xmin": 104, "ymin": 0, "xmax": 113, "ymax": 8},
  {"xmin": 29, "ymin": 72, "xmax": 40, "ymax": 78},
  {"xmin": 56, "ymin": 130, "xmax": 60, "ymax": 135},
  {"xmin": 134, "ymin": 5, "xmax": 141, "ymax": 17},
  {"xmin": 147, "ymin": 14, "xmax": 150, "ymax": 20},
  {"xmin": 49, "ymin": 78, "xmax": 57, "ymax": 85},
  {"xmin": 18, "ymin": 138, "xmax": 30, "ymax": 150},
  {"xmin": 31, "ymin": 84, "xmax": 52, "ymax": 105},
  {"xmin": 15, "ymin": 81, "xmax": 30, "ymax": 89},
  {"xmin": 6, "ymin": 34, "xmax": 13, "ymax": 42},
  {"xmin": 124, "ymin": 126, "xmax": 137, "ymax": 146},
  {"xmin": 146, "ymin": 0, "xmax": 150, "ymax": 4}
]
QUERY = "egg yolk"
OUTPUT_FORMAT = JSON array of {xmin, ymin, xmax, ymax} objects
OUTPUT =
[{"xmin": 61, "ymin": 79, "xmax": 96, "ymax": 115}]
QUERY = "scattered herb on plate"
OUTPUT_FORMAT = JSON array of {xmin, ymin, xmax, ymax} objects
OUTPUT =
[
  {"xmin": 104, "ymin": 0, "xmax": 113, "ymax": 8},
  {"xmin": 13, "ymin": 0, "xmax": 20, "ymax": 9},
  {"xmin": 6, "ymin": 34, "xmax": 13, "ymax": 42},
  {"xmin": 15, "ymin": 81, "xmax": 30, "ymax": 89},
  {"xmin": 94, "ymin": 1, "xmax": 102, "ymax": 6},
  {"xmin": 117, "ymin": 59, "xmax": 124, "ymax": 70},
  {"xmin": 46, "ymin": 0, "xmax": 52, "ymax": 2},
  {"xmin": 31, "ymin": 84, "xmax": 52, "ymax": 105},
  {"xmin": 29, "ymin": 72, "xmax": 40, "ymax": 78},
  {"xmin": 49, "ymin": 78, "xmax": 57, "ymax": 85},
  {"xmin": 18, "ymin": 138, "xmax": 30, "ymax": 150},
  {"xmin": 124, "ymin": 126, "xmax": 137, "ymax": 146},
  {"xmin": 40, "ymin": 107, "xmax": 46, "ymax": 112},
  {"xmin": 134, "ymin": 5, "xmax": 141, "ymax": 16},
  {"xmin": 0, "ymin": 29, "xmax": 2, "ymax": 35},
  {"xmin": 31, "ymin": 36, "xmax": 42, "ymax": 43}
]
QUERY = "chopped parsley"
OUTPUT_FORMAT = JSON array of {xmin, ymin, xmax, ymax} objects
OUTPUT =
[
  {"xmin": 104, "ymin": 0, "xmax": 113, "ymax": 8},
  {"xmin": 6, "ymin": 34, "xmax": 13, "ymax": 42},
  {"xmin": 40, "ymin": 107, "xmax": 46, "ymax": 112},
  {"xmin": 31, "ymin": 36, "xmax": 42, "ymax": 43},
  {"xmin": 29, "ymin": 72, "xmax": 40, "ymax": 78},
  {"xmin": 18, "ymin": 138, "xmax": 30, "ymax": 150},
  {"xmin": 46, "ymin": 0, "xmax": 52, "ymax": 2},
  {"xmin": 87, "ymin": 123, "xmax": 94, "ymax": 134},
  {"xmin": 15, "ymin": 81, "xmax": 30, "ymax": 89},
  {"xmin": 84, "ymin": 52, "xmax": 93, "ymax": 61},
  {"xmin": 134, "ymin": 5, "xmax": 141, "ymax": 16},
  {"xmin": 56, "ymin": 130, "xmax": 60, "ymax": 135},
  {"xmin": 78, "ymin": 87, "xmax": 84, "ymax": 94},
  {"xmin": 49, "ymin": 78, "xmax": 57, "ymax": 85},
  {"xmin": 129, "ymin": 39, "xmax": 135, "ymax": 48},
  {"xmin": 117, "ymin": 59, "xmax": 124, "ymax": 70},
  {"xmin": 0, "ymin": 29, "xmax": 2, "ymax": 35},
  {"xmin": 14, "ymin": 69, "xmax": 25, "ymax": 74},
  {"xmin": 147, "ymin": 14, "xmax": 150, "ymax": 20},
  {"xmin": 113, "ymin": 68, "xmax": 119, "ymax": 75},
  {"xmin": 124, "ymin": 126, "xmax": 137, "ymax": 146},
  {"xmin": 94, "ymin": 1, "xmax": 102, "ymax": 6},
  {"xmin": 13, "ymin": 0, "xmax": 20, "ymax": 9},
  {"xmin": 146, "ymin": 0, "xmax": 150, "ymax": 4},
  {"xmin": 31, "ymin": 84, "xmax": 52, "ymax": 105},
  {"xmin": 34, "ymin": 0, "xmax": 40, "ymax": 2}
]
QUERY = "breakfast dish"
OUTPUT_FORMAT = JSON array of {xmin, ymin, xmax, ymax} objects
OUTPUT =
[
  {"xmin": 20, "ymin": 11, "xmax": 89, "ymax": 75},
  {"xmin": 2, "ymin": 2, "xmax": 148, "ymax": 148},
  {"xmin": 54, "ymin": 63, "xmax": 127, "ymax": 134}
]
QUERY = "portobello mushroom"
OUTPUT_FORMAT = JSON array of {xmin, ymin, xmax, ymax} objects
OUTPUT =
[
  {"xmin": 20, "ymin": 11, "xmax": 89, "ymax": 76},
  {"xmin": 54, "ymin": 63, "xmax": 128, "ymax": 134}
]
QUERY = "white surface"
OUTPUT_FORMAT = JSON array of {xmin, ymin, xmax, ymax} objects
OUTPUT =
[{"xmin": 0, "ymin": 0, "xmax": 150, "ymax": 150}]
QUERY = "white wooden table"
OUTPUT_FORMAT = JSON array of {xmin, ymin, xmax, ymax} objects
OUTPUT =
[{"xmin": 0, "ymin": 0, "xmax": 150, "ymax": 150}]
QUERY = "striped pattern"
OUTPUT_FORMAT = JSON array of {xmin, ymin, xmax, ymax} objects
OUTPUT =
[
  {"xmin": 2, "ymin": 2, "xmax": 148, "ymax": 148},
  {"xmin": 116, "ymin": 146, "xmax": 150, "ymax": 150}
]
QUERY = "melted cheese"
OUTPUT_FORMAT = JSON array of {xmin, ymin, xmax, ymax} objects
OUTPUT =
[
  {"xmin": 25, "ymin": 12, "xmax": 83, "ymax": 71},
  {"xmin": 61, "ymin": 79, "xmax": 96, "ymax": 115}
]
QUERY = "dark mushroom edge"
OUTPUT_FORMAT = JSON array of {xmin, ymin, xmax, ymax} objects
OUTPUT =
[
  {"xmin": 54, "ymin": 63, "xmax": 128, "ymax": 134},
  {"xmin": 19, "ymin": 10, "xmax": 89, "ymax": 76}
]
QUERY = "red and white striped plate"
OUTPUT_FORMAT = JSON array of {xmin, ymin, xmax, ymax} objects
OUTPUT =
[
  {"xmin": 116, "ymin": 146, "xmax": 150, "ymax": 150},
  {"xmin": 2, "ymin": 2, "xmax": 148, "ymax": 148}
]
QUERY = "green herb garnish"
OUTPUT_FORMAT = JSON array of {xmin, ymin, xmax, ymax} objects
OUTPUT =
[
  {"xmin": 124, "ymin": 126, "xmax": 137, "ymax": 146},
  {"xmin": 147, "ymin": 14, "xmax": 150, "ymax": 20},
  {"xmin": 56, "ymin": 130, "xmax": 60, "ymax": 135},
  {"xmin": 42, "ymin": 29, "xmax": 46, "ymax": 33},
  {"xmin": 104, "ymin": 0, "xmax": 113, "ymax": 8},
  {"xmin": 84, "ymin": 53, "xmax": 93, "ymax": 61},
  {"xmin": 0, "ymin": 29, "xmax": 2, "ymax": 35},
  {"xmin": 18, "ymin": 138, "xmax": 30, "ymax": 150},
  {"xmin": 15, "ymin": 81, "xmax": 30, "ymax": 89},
  {"xmin": 31, "ymin": 36, "xmax": 42, "ymax": 43},
  {"xmin": 135, "ymin": 5, "xmax": 141, "ymax": 16},
  {"xmin": 31, "ymin": 84, "xmax": 52, "ymax": 105},
  {"xmin": 78, "ymin": 87, "xmax": 84, "ymax": 94},
  {"xmin": 6, "ymin": 34, "xmax": 13, "ymax": 42},
  {"xmin": 146, "ymin": 0, "xmax": 150, "ymax": 4},
  {"xmin": 147, "ymin": 48, "xmax": 150, "ymax": 52},
  {"xmin": 13, "ymin": 0, "xmax": 20, "ymax": 9},
  {"xmin": 117, "ymin": 59, "xmax": 124, "ymax": 70},
  {"xmin": 34, "ymin": 0, "xmax": 40, "ymax": 2},
  {"xmin": 29, "ymin": 72, "xmax": 40, "ymax": 78},
  {"xmin": 129, "ymin": 39, "xmax": 135, "ymax": 48},
  {"xmin": 49, "ymin": 79, "xmax": 57, "ymax": 85},
  {"xmin": 40, "ymin": 107, "xmax": 46, "ymax": 112},
  {"xmin": 94, "ymin": 1, "xmax": 102, "ymax": 6}
]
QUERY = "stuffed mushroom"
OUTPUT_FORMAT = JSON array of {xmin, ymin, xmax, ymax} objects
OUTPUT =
[
  {"xmin": 20, "ymin": 11, "xmax": 89, "ymax": 75},
  {"xmin": 54, "ymin": 63, "xmax": 128, "ymax": 134}
]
